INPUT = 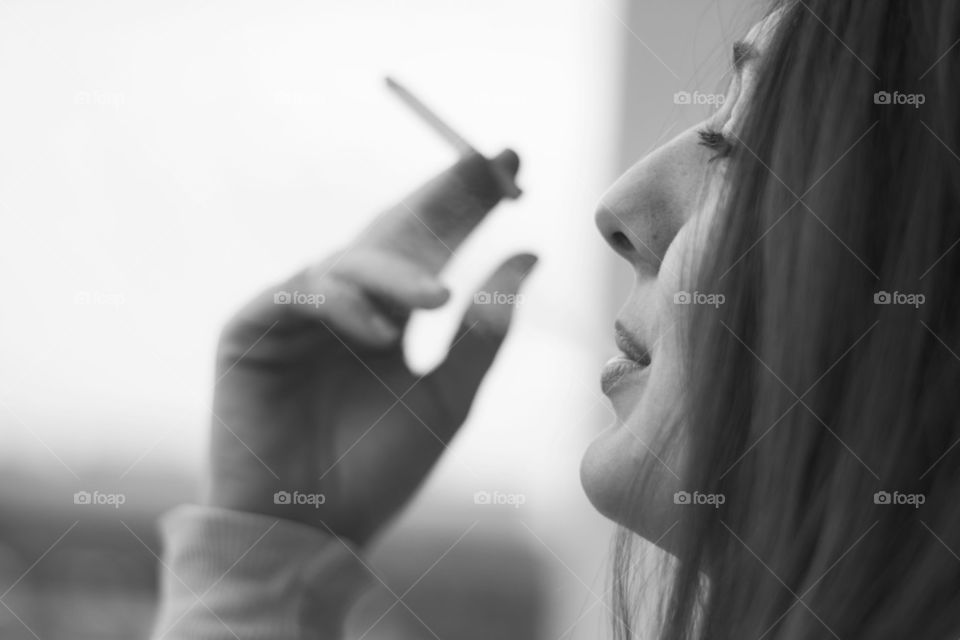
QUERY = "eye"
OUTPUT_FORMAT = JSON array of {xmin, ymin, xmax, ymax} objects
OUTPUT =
[{"xmin": 697, "ymin": 127, "xmax": 734, "ymax": 161}]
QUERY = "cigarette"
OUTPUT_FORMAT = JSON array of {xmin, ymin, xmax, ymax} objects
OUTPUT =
[{"xmin": 385, "ymin": 76, "xmax": 522, "ymax": 199}]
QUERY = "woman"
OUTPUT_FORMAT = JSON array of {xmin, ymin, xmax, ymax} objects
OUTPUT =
[{"xmin": 152, "ymin": 1, "xmax": 960, "ymax": 638}]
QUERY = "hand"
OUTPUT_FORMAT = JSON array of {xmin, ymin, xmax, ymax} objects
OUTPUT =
[{"xmin": 206, "ymin": 151, "xmax": 538, "ymax": 544}]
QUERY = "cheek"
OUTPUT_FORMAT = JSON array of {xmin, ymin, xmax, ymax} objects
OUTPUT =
[{"xmin": 658, "ymin": 213, "xmax": 711, "ymax": 300}]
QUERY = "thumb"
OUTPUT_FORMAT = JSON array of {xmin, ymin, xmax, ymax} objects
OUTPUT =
[{"xmin": 424, "ymin": 252, "xmax": 539, "ymax": 424}]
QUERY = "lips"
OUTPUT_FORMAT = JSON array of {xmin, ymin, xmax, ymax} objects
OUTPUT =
[
  {"xmin": 600, "ymin": 322, "xmax": 652, "ymax": 395},
  {"xmin": 615, "ymin": 322, "xmax": 651, "ymax": 366}
]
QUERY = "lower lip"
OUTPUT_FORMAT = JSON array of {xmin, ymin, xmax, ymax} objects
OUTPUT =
[{"xmin": 600, "ymin": 355, "xmax": 650, "ymax": 395}]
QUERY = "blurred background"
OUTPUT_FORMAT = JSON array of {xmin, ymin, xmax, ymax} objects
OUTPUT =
[{"xmin": 0, "ymin": 0, "xmax": 754, "ymax": 637}]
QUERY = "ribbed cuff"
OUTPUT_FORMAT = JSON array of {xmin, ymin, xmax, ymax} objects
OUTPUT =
[{"xmin": 151, "ymin": 505, "xmax": 372, "ymax": 640}]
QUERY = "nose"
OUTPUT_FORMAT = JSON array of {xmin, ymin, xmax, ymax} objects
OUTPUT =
[
  {"xmin": 595, "ymin": 127, "xmax": 706, "ymax": 276},
  {"xmin": 594, "ymin": 195, "xmax": 667, "ymax": 277}
]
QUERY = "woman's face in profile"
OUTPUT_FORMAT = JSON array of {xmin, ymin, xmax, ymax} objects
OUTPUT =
[{"xmin": 581, "ymin": 11, "xmax": 781, "ymax": 544}]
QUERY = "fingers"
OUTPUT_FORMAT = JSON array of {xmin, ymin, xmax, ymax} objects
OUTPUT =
[
  {"xmin": 423, "ymin": 252, "xmax": 539, "ymax": 426},
  {"xmin": 300, "ymin": 251, "xmax": 451, "ymax": 341},
  {"xmin": 218, "ymin": 271, "xmax": 402, "ymax": 363},
  {"xmin": 234, "ymin": 250, "xmax": 453, "ymax": 349},
  {"xmin": 358, "ymin": 149, "xmax": 522, "ymax": 275},
  {"xmin": 301, "ymin": 276, "xmax": 403, "ymax": 346},
  {"xmin": 329, "ymin": 251, "xmax": 450, "ymax": 313},
  {"xmin": 221, "ymin": 148, "xmax": 522, "ymax": 358}
]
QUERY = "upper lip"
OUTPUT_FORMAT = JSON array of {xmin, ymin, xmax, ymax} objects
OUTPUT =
[{"xmin": 614, "ymin": 321, "xmax": 652, "ymax": 366}]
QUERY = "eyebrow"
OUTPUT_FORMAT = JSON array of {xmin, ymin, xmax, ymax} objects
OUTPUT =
[{"xmin": 733, "ymin": 39, "xmax": 760, "ymax": 72}]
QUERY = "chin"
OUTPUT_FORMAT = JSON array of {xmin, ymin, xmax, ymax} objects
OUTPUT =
[
  {"xmin": 580, "ymin": 416, "xmax": 686, "ymax": 551},
  {"xmin": 579, "ymin": 425, "xmax": 638, "ymax": 527}
]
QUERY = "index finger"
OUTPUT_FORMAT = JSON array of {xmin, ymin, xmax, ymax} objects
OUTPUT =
[{"xmin": 356, "ymin": 149, "xmax": 521, "ymax": 275}]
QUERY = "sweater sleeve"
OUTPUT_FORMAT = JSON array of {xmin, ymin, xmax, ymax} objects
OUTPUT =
[{"xmin": 150, "ymin": 505, "xmax": 373, "ymax": 640}]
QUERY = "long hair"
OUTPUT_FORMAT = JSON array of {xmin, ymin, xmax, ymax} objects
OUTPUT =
[{"xmin": 616, "ymin": 1, "xmax": 960, "ymax": 638}]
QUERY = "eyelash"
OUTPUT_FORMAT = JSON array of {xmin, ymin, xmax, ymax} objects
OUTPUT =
[{"xmin": 697, "ymin": 127, "xmax": 734, "ymax": 161}]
